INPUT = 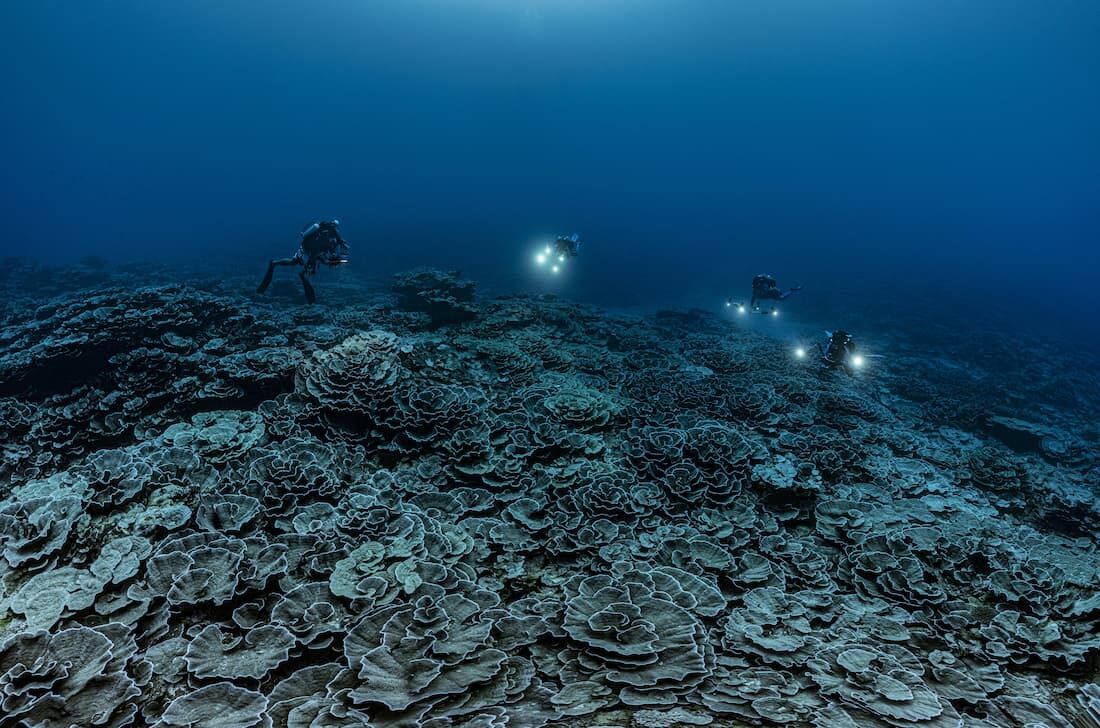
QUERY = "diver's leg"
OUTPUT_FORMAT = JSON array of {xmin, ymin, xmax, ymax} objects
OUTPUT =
[
  {"xmin": 257, "ymin": 261, "xmax": 277, "ymax": 294},
  {"xmin": 778, "ymin": 286, "xmax": 802, "ymax": 300},
  {"xmin": 300, "ymin": 270, "xmax": 316, "ymax": 304},
  {"xmin": 257, "ymin": 258, "xmax": 298, "ymax": 294}
]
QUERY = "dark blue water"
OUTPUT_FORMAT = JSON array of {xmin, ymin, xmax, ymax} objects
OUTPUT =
[{"xmin": 3, "ymin": 0, "xmax": 1098, "ymax": 335}]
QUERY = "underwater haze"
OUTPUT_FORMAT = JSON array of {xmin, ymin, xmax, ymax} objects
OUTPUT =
[
  {"xmin": 3, "ymin": 3, "xmax": 1100, "ymax": 728},
  {"xmin": 4, "ymin": 0, "xmax": 1100, "ymax": 330}
]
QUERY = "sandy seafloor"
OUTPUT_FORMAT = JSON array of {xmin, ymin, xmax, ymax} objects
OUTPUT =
[{"xmin": 0, "ymin": 259, "xmax": 1098, "ymax": 728}]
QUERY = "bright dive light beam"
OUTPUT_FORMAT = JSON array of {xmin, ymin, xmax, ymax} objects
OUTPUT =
[
  {"xmin": 535, "ymin": 253, "xmax": 546, "ymax": 264},
  {"xmin": 551, "ymin": 265, "xmax": 560, "ymax": 274},
  {"xmin": 795, "ymin": 347, "xmax": 806, "ymax": 358},
  {"xmin": 738, "ymin": 305, "xmax": 746, "ymax": 314},
  {"xmin": 852, "ymin": 354, "xmax": 865, "ymax": 368},
  {"xmin": 771, "ymin": 310, "xmax": 779, "ymax": 317}
]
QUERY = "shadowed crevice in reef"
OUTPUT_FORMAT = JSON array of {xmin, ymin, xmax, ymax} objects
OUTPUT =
[{"xmin": 0, "ymin": 263, "xmax": 1098, "ymax": 728}]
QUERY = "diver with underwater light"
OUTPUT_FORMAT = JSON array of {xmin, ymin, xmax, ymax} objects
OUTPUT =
[
  {"xmin": 817, "ymin": 330, "xmax": 880, "ymax": 376},
  {"xmin": 726, "ymin": 274, "xmax": 800, "ymax": 316},
  {"xmin": 534, "ymin": 233, "xmax": 581, "ymax": 275}
]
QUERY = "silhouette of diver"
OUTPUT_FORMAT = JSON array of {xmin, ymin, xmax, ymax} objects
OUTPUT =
[
  {"xmin": 750, "ymin": 274, "xmax": 801, "ymax": 310},
  {"xmin": 257, "ymin": 220, "xmax": 349, "ymax": 303},
  {"xmin": 554, "ymin": 233, "xmax": 581, "ymax": 259},
  {"xmin": 818, "ymin": 330, "xmax": 859, "ymax": 375}
]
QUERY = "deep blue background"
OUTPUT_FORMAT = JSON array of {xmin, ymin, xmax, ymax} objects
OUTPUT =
[{"xmin": 3, "ymin": 1, "xmax": 1098, "ymax": 335}]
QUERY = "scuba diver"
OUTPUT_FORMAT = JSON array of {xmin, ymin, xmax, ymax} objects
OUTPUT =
[
  {"xmin": 535, "ymin": 234, "xmax": 581, "ymax": 274},
  {"xmin": 257, "ymin": 220, "xmax": 350, "ymax": 304},
  {"xmin": 750, "ymin": 274, "xmax": 802, "ymax": 311},
  {"xmin": 554, "ymin": 233, "xmax": 581, "ymax": 260},
  {"xmin": 818, "ymin": 330, "xmax": 861, "ymax": 375}
]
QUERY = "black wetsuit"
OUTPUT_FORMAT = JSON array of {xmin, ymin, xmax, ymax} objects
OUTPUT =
[
  {"xmin": 819, "ymin": 330, "xmax": 857, "ymax": 375},
  {"xmin": 750, "ymin": 274, "xmax": 800, "ymax": 309},
  {"xmin": 257, "ymin": 221, "xmax": 349, "ymax": 303},
  {"xmin": 555, "ymin": 236, "xmax": 579, "ymax": 258}
]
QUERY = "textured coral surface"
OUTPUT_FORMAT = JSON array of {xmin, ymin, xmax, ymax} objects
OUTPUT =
[{"xmin": 0, "ymin": 262, "xmax": 1098, "ymax": 728}]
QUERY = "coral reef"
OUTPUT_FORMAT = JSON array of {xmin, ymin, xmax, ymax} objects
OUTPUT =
[
  {"xmin": 0, "ymin": 264, "xmax": 1097, "ymax": 727},
  {"xmin": 391, "ymin": 267, "xmax": 478, "ymax": 327}
]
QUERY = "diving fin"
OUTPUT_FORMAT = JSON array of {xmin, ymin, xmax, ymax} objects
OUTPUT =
[
  {"xmin": 257, "ymin": 263, "xmax": 275, "ymax": 294},
  {"xmin": 301, "ymin": 275, "xmax": 316, "ymax": 304}
]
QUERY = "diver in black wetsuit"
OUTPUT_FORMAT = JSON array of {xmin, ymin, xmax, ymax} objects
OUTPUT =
[
  {"xmin": 750, "ymin": 274, "xmax": 801, "ymax": 311},
  {"xmin": 818, "ymin": 330, "xmax": 859, "ymax": 375},
  {"xmin": 256, "ymin": 220, "xmax": 350, "ymax": 303}
]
